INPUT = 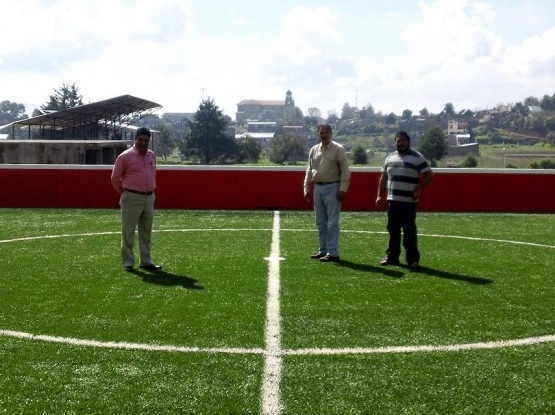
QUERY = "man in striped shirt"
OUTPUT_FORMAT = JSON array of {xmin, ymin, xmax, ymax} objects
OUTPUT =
[{"xmin": 375, "ymin": 131, "xmax": 434, "ymax": 269}]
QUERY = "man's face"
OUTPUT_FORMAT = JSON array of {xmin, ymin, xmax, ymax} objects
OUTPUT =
[
  {"xmin": 318, "ymin": 127, "xmax": 332, "ymax": 145},
  {"xmin": 135, "ymin": 134, "xmax": 150, "ymax": 154},
  {"xmin": 395, "ymin": 136, "xmax": 410, "ymax": 154}
]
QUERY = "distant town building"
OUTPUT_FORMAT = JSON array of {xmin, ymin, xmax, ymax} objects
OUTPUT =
[
  {"xmin": 447, "ymin": 118, "xmax": 479, "ymax": 156},
  {"xmin": 234, "ymin": 121, "xmax": 277, "ymax": 148},
  {"xmin": 235, "ymin": 99, "xmax": 285, "ymax": 122},
  {"xmin": 528, "ymin": 105, "xmax": 543, "ymax": 114},
  {"xmin": 447, "ymin": 119, "xmax": 468, "ymax": 134},
  {"xmin": 161, "ymin": 112, "xmax": 195, "ymax": 124},
  {"xmin": 283, "ymin": 125, "xmax": 304, "ymax": 136}
]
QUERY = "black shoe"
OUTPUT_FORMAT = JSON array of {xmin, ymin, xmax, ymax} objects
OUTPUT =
[
  {"xmin": 310, "ymin": 253, "xmax": 326, "ymax": 259},
  {"xmin": 320, "ymin": 254, "xmax": 340, "ymax": 262},
  {"xmin": 140, "ymin": 264, "xmax": 162, "ymax": 271},
  {"xmin": 124, "ymin": 265, "xmax": 134, "ymax": 272}
]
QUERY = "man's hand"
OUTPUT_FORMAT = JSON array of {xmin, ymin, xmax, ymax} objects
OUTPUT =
[
  {"xmin": 304, "ymin": 192, "xmax": 311, "ymax": 202},
  {"xmin": 412, "ymin": 187, "xmax": 422, "ymax": 202},
  {"xmin": 337, "ymin": 191, "xmax": 346, "ymax": 201},
  {"xmin": 375, "ymin": 196, "xmax": 384, "ymax": 207}
]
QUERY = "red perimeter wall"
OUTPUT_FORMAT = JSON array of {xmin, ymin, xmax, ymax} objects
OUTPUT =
[{"xmin": 0, "ymin": 165, "xmax": 554, "ymax": 213}]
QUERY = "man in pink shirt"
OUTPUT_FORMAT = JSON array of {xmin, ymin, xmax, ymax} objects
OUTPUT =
[{"xmin": 111, "ymin": 127, "xmax": 162, "ymax": 272}]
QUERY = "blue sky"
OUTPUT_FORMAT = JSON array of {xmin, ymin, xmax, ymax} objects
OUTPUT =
[{"xmin": 1, "ymin": 0, "xmax": 554, "ymax": 119}]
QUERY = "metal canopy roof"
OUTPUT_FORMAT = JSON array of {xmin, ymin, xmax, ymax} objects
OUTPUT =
[{"xmin": 3, "ymin": 94, "xmax": 162, "ymax": 131}]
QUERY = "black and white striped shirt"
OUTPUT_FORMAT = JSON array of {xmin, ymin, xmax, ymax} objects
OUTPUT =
[{"xmin": 382, "ymin": 149, "xmax": 432, "ymax": 203}]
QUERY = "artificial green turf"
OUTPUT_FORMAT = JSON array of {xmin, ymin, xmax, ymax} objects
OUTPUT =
[
  {"xmin": 0, "ymin": 209, "xmax": 554, "ymax": 414},
  {"xmin": 281, "ymin": 344, "xmax": 555, "ymax": 415},
  {"xmin": 280, "ymin": 212, "xmax": 555, "ymax": 349},
  {"xmin": 0, "ymin": 337, "xmax": 262, "ymax": 415}
]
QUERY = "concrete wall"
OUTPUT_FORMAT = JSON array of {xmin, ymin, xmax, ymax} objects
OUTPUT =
[
  {"xmin": 0, "ymin": 141, "xmax": 131, "ymax": 164},
  {"xmin": 0, "ymin": 165, "xmax": 554, "ymax": 213}
]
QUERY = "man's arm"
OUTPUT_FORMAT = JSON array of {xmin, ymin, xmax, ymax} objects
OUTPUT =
[
  {"xmin": 375, "ymin": 172, "xmax": 387, "ymax": 207},
  {"xmin": 303, "ymin": 149, "xmax": 313, "ymax": 201},
  {"xmin": 413, "ymin": 170, "xmax": 434, "ymax": 201},
  {"xmin": 111, "ymin": 158, "xmax": 125, "ymax": 194}
]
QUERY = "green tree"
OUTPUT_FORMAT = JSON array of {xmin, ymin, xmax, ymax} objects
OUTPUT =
[
  {"xmin": 352, "ymin": 144, "xmax": 368, "ymax": 165},
  {"xmin": 530, "ymin": 159, "xmax": 555, "ymax": 169},
  {"xmin": 267, "ymin": 135, "xmax": 306, "ymax": 164},
  {"xmin": 362, "ymin": 123, "xmax": 383, "ymax": 135},
  {"xmin": 460, "ymin": 153, "xmax": 478, "ymax": 168},
  {"xmin": 341, "ymin": 102, "xmax": 356, "ymax": 120},
  {"xmin": 0, "ymin": 100, "xmax": 27, "ymax": 126},
  {"xmin": 524, "ymin": 96, "xmax": 540, "ymax": 106},
  {"xmin": 385, "ymin": 112, "xmax": 397, "ymax": 125},
  {"xmin": 511, "ymin": 102, "xmax": 529, "ymax": 117},
  {"xmin": 443, "ymin": 102, "xmax": 455, "ymax": 117},
  {"xmin": 41, "ymin": 82, "xmax": 84, "ymax": 111},
  {"xmin": 418, "ymin": 125, "xmax": 448, "ymax": 166},
  {"xmin": 326, "ymin": 113, "xmax": 339, "ymax": 125},
  {"xmin": 540, "ymin": 94, "xmax": 555, "ymax": 110},
  {"xmin": 544, "ymin": 116, "xmax": 555, "ymax": 132},
  {"xmin": 303, "ymin": 115, "xmax": 320, "ymax": 132},
  {"xmin": 284, "ymin": 106, "xmax": 304, "ymax": 125},
  {"xmin": 181, "ymin": 98, "xmax": 236, "ymax": 164},
  {"xmin": 419, "ymin": 107, "xmax": 430, "ymax": 116},
  {"xmin": 307, "ymin": 107, "xmax": 321, "ymax": 118},
  {"xmin": 358, "ymin": 104, "xmax": 375, "ymax": 120},
  {"xmin": 402, "ymin": 109, "xmax": 413, "ymax": 119},
  {"xmin": 153, "ymin": 123, "xmax": 176, "ymax": 162},
  {"xmin": 236, "ymin": 135, "xmax": 262, "ymax": 163}
]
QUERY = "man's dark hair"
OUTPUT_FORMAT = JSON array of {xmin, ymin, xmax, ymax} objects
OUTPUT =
[
  {"xmin": 318, "ymin": 123, "xmax": 333, "ymax": 133},
  {"xmin": 136, "ymin": 127, "xmax": 151, "ymax": 138},
  {"xmin": 395, "ymin": 131, "xmax": 410, "ymax": 141}
]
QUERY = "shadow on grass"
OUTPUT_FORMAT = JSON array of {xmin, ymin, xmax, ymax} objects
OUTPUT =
[
  {"xmin": 411, "ymin": 266, "xmax": 494, "ymax": 285},
  {"xmin": 129, "ymin": 269, "xmax": 204, "ymax": 290},
  {"xmin": 335, "ymin": 260, "xmax": 493, "ymax": 284},
  {"xmin": 335, "ymin": 259, "xmax": 405, "ymax": 278}
]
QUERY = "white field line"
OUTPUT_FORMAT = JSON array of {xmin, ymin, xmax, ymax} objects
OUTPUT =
[
  {"xmin": 0, "ymin": 329, "xmax": 263, "ymax": 354},
  {"xmin": 281, "ymin": 230, "xmax": 555, "ymax": 249},
  {"xmin": 261, "ymin": 211, "xmax": 284, "ymax": 415},
  {"xmin": 2, "ymin": 229, "xmax": 553, "ymax": 249},
  {"xmin": 283, "ymin": 334, "xmax": 555, "ymax": 355},
  {"xmin": 1, "ymin": 226, "xmax": 554, "ymax": 361},
  {"xmin": 0, "ymin": 229, "xmax": 267, "ymax": 244},
  {"xmin": 0, "ymin": 329, "xmax": 554, "ymax": 356}
]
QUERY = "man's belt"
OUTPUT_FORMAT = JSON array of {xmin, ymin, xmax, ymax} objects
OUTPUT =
[
  {"xmin": 315, "ymin": 181, "xmax": 340, "ymax": 186},
  {"xmin": 124, "ymin": 188, "xmax": 153, "ymax": 195}
]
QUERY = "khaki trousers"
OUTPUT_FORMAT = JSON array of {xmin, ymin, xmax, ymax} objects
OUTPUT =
[{"xmin": 120, "ymin": 191, "xmax": 156, "ymax": 267}]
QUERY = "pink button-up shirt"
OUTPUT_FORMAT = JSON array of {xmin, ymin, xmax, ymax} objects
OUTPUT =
[{"xmin": 111, "ymin": 145, "xmax": 157, "ymax": 194}]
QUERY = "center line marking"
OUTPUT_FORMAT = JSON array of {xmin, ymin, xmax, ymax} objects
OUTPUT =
[{"xmin": 261, "ymin": 211, "xmax": 284, "ymax": 415}]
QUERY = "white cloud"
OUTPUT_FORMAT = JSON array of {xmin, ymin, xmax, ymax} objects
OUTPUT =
[
  {"xmin": 1, "ymin": 0, "xmax": 554, "ymax": 118},
  {"xmin": 349, "ymin": 0, "xmax": 555, "ymax": 114}
]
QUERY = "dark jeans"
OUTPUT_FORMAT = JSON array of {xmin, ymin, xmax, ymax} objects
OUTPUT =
[{"xmin": 385, "ymin": 201, "xmax": 419, "ymax": 264}]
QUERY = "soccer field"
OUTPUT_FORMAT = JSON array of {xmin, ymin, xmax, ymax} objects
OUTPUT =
[{"xmin": 0, "ymin": 209, "xmax": 554, "ymax": 414}]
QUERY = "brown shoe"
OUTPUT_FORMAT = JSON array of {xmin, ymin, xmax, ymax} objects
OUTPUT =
[
  {"xmin": 408, "ymin": 262, "xmax": 419, "ymax": 269},
  {"xmin": 320, "ymin": 254, "xmax": 340, "ymax": 262}
]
